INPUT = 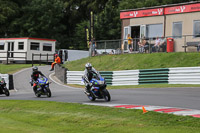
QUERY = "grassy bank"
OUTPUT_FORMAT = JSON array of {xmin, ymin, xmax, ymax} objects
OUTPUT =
[
  {"xmin": 0, "ymin": 100, "xmax": 200, "ymax": 133},
  {"xmin": 0, "ymin": 64, "xmax": 35, "ymax": 74},
  {"xmin": 64, "ymin": 52, "xmax": 200, "ymax": 71}
]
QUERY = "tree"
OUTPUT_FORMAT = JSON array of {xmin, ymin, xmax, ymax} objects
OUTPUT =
[{"xmin": 0, "ymin": 0, "xmax": 20, "ymax": 37}]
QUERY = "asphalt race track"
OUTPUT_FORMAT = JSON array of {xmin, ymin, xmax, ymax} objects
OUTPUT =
[{"xmin": 2, "ymin": 65, "xmax": 200, "ymax": 111}]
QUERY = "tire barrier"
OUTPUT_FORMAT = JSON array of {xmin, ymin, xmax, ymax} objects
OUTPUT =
[{"xmin": 65, "ymin": 67, "xmax": 200, "ymax": 86}]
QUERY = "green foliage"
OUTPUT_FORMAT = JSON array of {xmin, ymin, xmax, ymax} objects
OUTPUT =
[{"xmin": 0, "ymin": 0, "xmax": 194, "ymax": 49}]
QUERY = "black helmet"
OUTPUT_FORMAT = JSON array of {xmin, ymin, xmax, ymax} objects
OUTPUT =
[
  {"xmin": 32, "ymin": 66, "xmax": 38, "ymax": 71},
  {"xmin": 85, "ymin": 63, "xmax": 92, "ymax": 72}
]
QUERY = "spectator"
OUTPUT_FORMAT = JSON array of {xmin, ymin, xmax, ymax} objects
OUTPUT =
[
  {"xmin": 138, "ymin": 37, "xmax": 146, "ymax": 53},
  {"xmin": 197, "ymin": 42, "xmax": 200, "ymax": 52},
  {"xmin": 160, "ymin": 36, "xmax": 167, "ymax": 52},
  {"xmin": 127, "ymin": 34, "xmax": 132, "ymax": 53},
  {"xmin": 121, "ymin": 43, "xmax": 124, "ymax": 54},
  {"xmin": 89, "ymin": 38, "xmax": 97, "ymax": 56},
  {"xmin": 152, "ymin": 37, "xmax": 161, "ymax": 52},
  {"xmin": 50, "ymin": 54, "xmax": 61, "ymax": 71}
]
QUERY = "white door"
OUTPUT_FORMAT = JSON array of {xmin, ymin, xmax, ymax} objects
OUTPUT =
[
  {"xmin": 140, "ymin": 25, "xmax": 146, "ymax": 39},
  {"xmin": 124, "ymin": 26, "xmax": 131, "ymax": 50},
  {"xmin": 8, "ymin": 42, "xmax": 14, "ymax": 58}
]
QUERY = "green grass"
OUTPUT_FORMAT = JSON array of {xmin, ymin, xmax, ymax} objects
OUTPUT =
[
  {"xmin": 67, "ymin": 83, "xmax": 200, "ymax": 89},
  {"xmin": 0, "ymin": 64, "xmax": 37, "ymax": 74},
  {"xmin": 0, "ymin": 100, "xmax": 200, "ymax": 133},
  {"xmin": 64, "ymin": 52, "xmax": 200, "ymax": 71}
]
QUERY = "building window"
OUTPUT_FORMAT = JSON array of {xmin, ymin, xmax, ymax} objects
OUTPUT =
[
  {"xmin": 30, "ymin": 42, "xmax": 40, "ymax": 50},
  {"xmin": 43, "ymin": 43, "xmax": 52, "ymax": 51},
  {"xmin": 146, "ymin": 24, "xmax": 163, "ymax": 38},
  {"xmin": 0, "ymin": 42, "xmax": 5, "ymax": 50},
  {"xmin": 193, "ymin": 20, "xmax": 200, "ymax": 37},
  {"xmin": 18, "ymin": 42, "xmax": 24, "ymax": 50},
  {"xmin": 173, "ymin": 22, "xmax": 182, "ymax": 38}
]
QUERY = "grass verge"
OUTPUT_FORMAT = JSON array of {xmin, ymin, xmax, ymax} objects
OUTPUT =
[
  {"xmin": 64, "ymin": 52, "xmax": 200, "ymax": 71},
  {"xmin": 0, "ymin": 64, "xmax": 40, "ymax": 74},
  {"xmin": 0, "ymin": 100, "xmax": 200, "ymax": 133},
  {"xmin": 66, "ymin": 84, "xmax": 200, "ymax": 89}
]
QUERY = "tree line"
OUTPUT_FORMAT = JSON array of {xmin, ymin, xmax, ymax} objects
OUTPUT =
[{"xmin": 0, "ymin": 0, "xmax": 192, "ymax": 50}]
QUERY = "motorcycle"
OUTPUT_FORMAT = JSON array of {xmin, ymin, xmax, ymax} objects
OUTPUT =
[
  {"xmin": 0, "ymin": 77, "xmax": 10, "ymax": 96},
  {"xmin": 83, "ymin": 74, "xmax": 111, "ymax": 102},
  {"xmin": 33, "ymin": 76, "xmax": 51, "ymax": 97}
]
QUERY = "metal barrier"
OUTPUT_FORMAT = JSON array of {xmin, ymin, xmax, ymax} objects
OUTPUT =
[
  {"xmin": 32, "ymin": 53, "xmax": 54, "ymax": 66},
  {"xmin": 169, "ymin": 67, "xmax": 200, "ymax": 84},
  {"xmin": 66, "ymin": 67, "xmax": 200, "ymax": 86},
  {"xmin": 92, "ymin": 35, "xmax": 200, "ymax": 56},
  {"xmin": 139, "ymin": 68, "xmax": 169, "ymax": 84},
  {"xmin": 0, "ymin": 51, "xmax": 27, "ymax": 64}
]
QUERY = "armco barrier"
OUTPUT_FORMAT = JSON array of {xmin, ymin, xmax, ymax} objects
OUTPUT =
[
  {"xmin": 65, "ymin": 67, "xmax": 200, "ymax": 86},
  {"xmin": 66, "ymin": 70, "xmax": 140, "ymax": 86},
  {"xmin": 139, "ymin": 68, "xmax": 169, "ymax": 84},
  {"xmin": 169, "ymin": 67, "xmax": 200, "ymax": 84}
]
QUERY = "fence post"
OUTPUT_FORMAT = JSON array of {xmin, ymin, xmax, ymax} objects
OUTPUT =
[
  {"xmin": 105, "ymin": 41, "xmax": 107, "ymax": 53},
  {"xmin": 32, "ymin": 53, "xmax": 34, "ymax": 67},
  {"xmin": 47, "ymin": 53, "xmax": 48, "ymax": 65},
  {"xmin": 6, "ymin": 51, "xmax": 9, "ymax": 64},
  {"xmin": 184, "ymin": 35, "xmax": 186, "ymax": 53},
  {"xmin": 39, "ymin": 53, "xmax": 41, "ymax": 66},
  {"xmin": 149, "ymin": 39, "xmax": 152, "ymax": 54},
  {"xmin": 25, "ymin": 52, "xmax": 27, "ymax": 64}
]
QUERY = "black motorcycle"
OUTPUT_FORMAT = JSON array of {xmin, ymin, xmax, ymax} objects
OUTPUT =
[{"xmin": 0, "ymin": 78, "xmax": 10, "ymax": 96}]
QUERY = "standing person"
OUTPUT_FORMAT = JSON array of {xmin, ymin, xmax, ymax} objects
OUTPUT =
[
  {"xmin": 30, "ymin": 66, "xmax": 45, "ymax": 93},
  {"xmin": 127, "ymin": 34, "xmax": 132, "ymax": 53},
  {"xmin": 90, "ymin": 38, "xmax": 97, "ymax": 56},
  {"xmin": 160, "ymin": 36, "xmax": 167, "ymax": 52},
  {"xmin": 50, "ymin": 54, "xmax": 61, "ymax": 71},
  {"xmin": 82, "ymin": 63, "xmax": 100, "ymax": 95}
]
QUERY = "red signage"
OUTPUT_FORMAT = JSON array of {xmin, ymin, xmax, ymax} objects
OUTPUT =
[
  {"xmin": 164, "ymin": 3, "xmax": 200, "ymax": 14},
  {"xmin": 120, "ymin": 8, "xmax": 163, "ymax": 19}
]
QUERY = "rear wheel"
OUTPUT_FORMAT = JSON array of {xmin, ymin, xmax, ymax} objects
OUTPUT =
[{"xmin": 102, "ymin": 89, "xmax": 111, "ymax": 102}]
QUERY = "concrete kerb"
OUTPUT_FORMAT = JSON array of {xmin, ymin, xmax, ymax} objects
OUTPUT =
[{"xmin": 49, "ymin": 72, "xmax": 82, "ymax": 90}]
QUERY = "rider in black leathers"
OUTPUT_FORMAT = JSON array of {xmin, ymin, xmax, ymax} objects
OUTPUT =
[
  {"xmin": 30, "ymin": 66, "xmax": 45, "ymax": 92},
  {"xmin": 82, "ymin": 63, "xmax": 100, "ymax": 95}
]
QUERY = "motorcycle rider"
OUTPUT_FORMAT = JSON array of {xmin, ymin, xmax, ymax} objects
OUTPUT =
[
  {"xmin": 82, "ymin": 63, "xmax": 100, "ymax": 95},
  {"xmin": 30, "ymin": 66, "xmax": 45, "ymax": 93}
]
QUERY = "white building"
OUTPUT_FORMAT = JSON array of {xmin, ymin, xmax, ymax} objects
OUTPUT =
[{"xmin": 0, "ymin": 37, "xmax": 56, "ymax": 63}]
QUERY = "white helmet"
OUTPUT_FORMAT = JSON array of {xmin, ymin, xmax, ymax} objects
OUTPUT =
[{"xmin": 85, "ymin": 63, "xmax": 92, "ymax": 71}]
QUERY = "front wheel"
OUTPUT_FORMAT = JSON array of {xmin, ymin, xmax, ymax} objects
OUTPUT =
[
  {"xmin": 4, "ymin": 87, "xmax": 10, "ymax": 96},
  {"xmin": 87, "ymin": 93, "xmax": 96, "ymax": 101},
  {"xmin": 46, "ymin": 89, "xmax": 51, "ymax": 97},
  {"xmin": 102, "ymin": 89, "xmax": 111, "ymax": 102}
]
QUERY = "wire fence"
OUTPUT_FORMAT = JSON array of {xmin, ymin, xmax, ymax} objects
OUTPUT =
[{"xmin": 89, "ymin": 35, "xmax": 200, "ymax": 56}]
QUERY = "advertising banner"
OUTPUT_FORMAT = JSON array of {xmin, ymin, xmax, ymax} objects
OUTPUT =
[
  {"xmin": 120, "ymin": 8, "xmax": 163, "ymax": 19},
  {"xmin": 165, "ymin": 3, "xmax": 200, "ymax": 15}
]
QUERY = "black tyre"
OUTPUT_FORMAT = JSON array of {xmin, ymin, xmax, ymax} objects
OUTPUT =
[
  {"xmin": 4, "ymin": 88, "xmax": 10, "ymax": 96},
  {"xmin": 35, "ymin": 92, "xmax": 41, "ymax": 97},
  {"xmin": 46, "ymin": 89, "xmax": 51, "ymax": 97},
  {"xmin": 102, "ymin": 89, "xmax": 111, "ymax": 102},
  {"xmin": 87, "ymin": 93, "xmax": 96, "ymax": 101}
]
